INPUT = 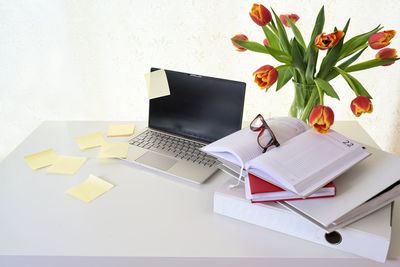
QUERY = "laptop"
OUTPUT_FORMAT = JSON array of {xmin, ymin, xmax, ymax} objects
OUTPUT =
[{"xmin": 125, "ymin": 68, "xmax": 246, "ymax": 184}]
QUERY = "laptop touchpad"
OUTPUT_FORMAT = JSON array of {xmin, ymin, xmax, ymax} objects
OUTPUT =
[{"xmin": 135, "ymin": 152, "xmax": 177, "ymax": 171}]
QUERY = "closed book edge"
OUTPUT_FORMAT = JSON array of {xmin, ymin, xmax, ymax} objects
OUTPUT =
[
  {"xmin": 214, "ymin": 180, "xmax": 392, "ymax": 263},
  {"xmin": 247, "ymin": 173, "xmax": 336, "ymax": 203}
]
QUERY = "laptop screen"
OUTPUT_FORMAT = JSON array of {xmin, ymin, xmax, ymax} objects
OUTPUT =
[{"xmin": 149, "ymin": 68, "xmax": 246, "ymax": 143}]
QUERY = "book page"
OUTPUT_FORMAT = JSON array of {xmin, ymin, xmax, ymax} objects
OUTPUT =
[
  {"xmin": 246, "ymin": 129, "xmax": 367, "ymax": 196},
  {"xmin": 202, "ymin": 117, "xmax": 308, "ymax": 166},
  {"xmin": 267, "ymin": 117, "xmax": 308, "ymax": 144},
  {"xmin": 202, "ymin": 127, "xmax": 262, "ymax": 166}
]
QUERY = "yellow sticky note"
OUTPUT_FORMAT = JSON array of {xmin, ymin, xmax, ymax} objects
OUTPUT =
[
  {"xmin": 107, "ymin": 124, "xmax": 136, "ymax": 137},
  {"xmin": 97, "ymin": 142, "xmax": 129, "ymax": 159},
  {"xmin": 24, "ymin": 149, "xmax": 58, "ymax": 170},
  {"xmin": 67, "ymin": 175, "xmax": 114, "ymax": 203},
  {"xmin": 144, "ymin": 69, "xmax": 170, "ymax": 99},
  {"xmin": 46, "ymin": 156, "xmax": 87, "ymax": 175},
  {"xmin": 75, "ymin": 132, "xmax": 106, "ymax": 150}
]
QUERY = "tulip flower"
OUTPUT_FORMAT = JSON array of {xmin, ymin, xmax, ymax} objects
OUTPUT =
[
  {"xmin": 309, "ymin": 105, "xmax": 334, "ymax": 134},
  {"xmin": 315, "ymin": 31, "xmax": 344, "ymax": 50},
  {"xmin": 263, "ymin": 38, "xmax": 269, "ymax": 47},
  {"xmin": 253, "ymin": 65, "xmax": 278, "ymax": 90},
  {"xmin": 375, "ymin": 48, "xmax": 397, "ymax": 66},
  {"xmin": 279, "ymin": 14, "xmax": 300, "ymax": 27},
  {"xmin": 350, "ymin": 96, "xmax": 373, "ymax": 117},
  {"xmin": 249, "ymin": 4, "xmax": 272, "ymax": 27},
  {"xmin": 231, "ymin": 34, "xmax": 249, "ymax": 52},
  {"xmin": 368, "ymin": 30, "xmax": 396, "ymax": 50}
]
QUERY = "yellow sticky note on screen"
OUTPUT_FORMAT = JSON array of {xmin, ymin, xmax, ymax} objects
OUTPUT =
[
  {"xmin": 75, "ymin": 132, "xmax": 106, "ymax": 150},
  {"xmin": 107, "ymin": 124, "xmax": 136, "ymax": 137},
  {"xmin": 24, "ymin": 149, "xmax": 58, "ymax": 170},
  {"xmin": 144, "ymin": 69, "xmax": 170, "ymax": 99},
  {"xmin": 46, "ymin": 156, "xmax": 87, "ymax": 175},
  {"xmin": 67, "ymin": 175, "xmax": 114, "ymax": 203},
  {"xmin": 97, "ymin": 142, "xmax": 129, "ymax": 159}
]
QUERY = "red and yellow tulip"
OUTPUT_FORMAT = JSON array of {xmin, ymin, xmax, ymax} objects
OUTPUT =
[
  {"xmin": 253, "ymin": 65, "xmax": 278, "ymax": 90},
  {"xmin": 368, "ymin": 30, "xmax": 396, "ymax": 50},
  {"xmin": 279, "ymin": 14, "xmax": 300, "ymax": 27},
  {"xmin": 314, "ymin": 31, "xmax": 344, "ymax": 50},
  {"xmin": 231, "ymin": 34, "xmax": 249, "ymax": 52},
  {"xmin": 309, "ymin": 105, "xmax": 335, "ymax": 134},
  {"xmin": 350, "ymin": 96, "xmax": 373, "ymax": 117},
  {"xmin": 249, "ymin": 4, "xmax": 272, "ymax": 27},
  {"xmin": 375, "ymin": 48, "xmax": 397, "ymax": 66}
]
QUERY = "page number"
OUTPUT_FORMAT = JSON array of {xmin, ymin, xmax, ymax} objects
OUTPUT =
[{"xmin": 342, "ymin": 140, "xmax": 354, "ymax": 147}]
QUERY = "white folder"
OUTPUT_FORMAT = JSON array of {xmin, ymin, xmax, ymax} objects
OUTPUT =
[{"xmin": 214, "ymin": 180, "xmax": 392, "ymax": 263}]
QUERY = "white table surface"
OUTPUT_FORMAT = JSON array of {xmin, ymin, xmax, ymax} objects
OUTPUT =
[{"xmin": 0, "ymin": 121, "xmax": 399, "ymax": 267}]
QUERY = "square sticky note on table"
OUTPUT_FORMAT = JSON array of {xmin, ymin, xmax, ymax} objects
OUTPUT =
[
  {"xmin": 46, "ymin": 156, "xmax": 87, "ymax": 175},
  {"xmin": 67, "ymin": 175, "xmax": 114, "ymax": 203},
  {"xmin": 97, "ymin": 143, "xmax": 130, "ymax": 159},
  {"xmin": 107, "ymin": 124, "xmax": 136, "ymax": 137},
  {"xmin": 24, "ymin": 149, "xmax": 58, "ymax": 170},
  {"xmin": 75, "ymin": 132, "xmax": 106, "ymax": 150},
  {"xmin": 144, "ymin": 69, "xmax": 170, "ymax": 99}
]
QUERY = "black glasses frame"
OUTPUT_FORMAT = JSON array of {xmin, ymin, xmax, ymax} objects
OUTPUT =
[{"xmin": 250, "ymin": 114, "xmax": 280, "ymax": 153}]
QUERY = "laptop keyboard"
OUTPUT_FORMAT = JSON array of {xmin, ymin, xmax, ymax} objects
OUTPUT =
[{"xmin": 129, "ymin": 130, "xmax": 217, "ymax": 167}]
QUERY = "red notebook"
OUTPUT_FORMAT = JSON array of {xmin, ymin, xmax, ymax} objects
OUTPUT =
[{"xmin": 246, "ymin": 173, "xmax": 336, "ymax": 203}]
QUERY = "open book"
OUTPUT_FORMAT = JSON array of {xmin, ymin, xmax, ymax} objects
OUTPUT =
[
  {"xmin": 202, "ymin": 117, "xmax": 370, "ymax": 198},
  {"xmin": 280, "ymin": 144, "xmax": 400, "ymax": 232}
]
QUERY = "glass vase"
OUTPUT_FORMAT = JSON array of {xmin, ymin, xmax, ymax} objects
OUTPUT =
[{"xmin": 289, "ymin": 81, "xmax": 320, "ymax": 123}]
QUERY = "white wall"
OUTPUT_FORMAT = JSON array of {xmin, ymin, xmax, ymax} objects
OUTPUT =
[{"xmin": 1, "ymin": 0, "xmax": 400, "ymax": 160}]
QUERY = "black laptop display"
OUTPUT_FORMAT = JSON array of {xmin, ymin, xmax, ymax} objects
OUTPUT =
[{"xmin": 149, "ymin": 68, "xmax": 246, "ymax": 143}]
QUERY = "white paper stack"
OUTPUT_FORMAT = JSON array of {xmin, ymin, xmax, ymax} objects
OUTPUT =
[{"xmin": 214, "ymin": 180, "xmax": 393, "ymax": 263}]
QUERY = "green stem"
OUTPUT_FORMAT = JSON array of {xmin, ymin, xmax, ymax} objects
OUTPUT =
[
  {"xmin": 300, "ymin": 89, "xmax": 319, "ymax": 121},
  {"xmin": 268, "ymin": 23, "xmax": 278, "ymax": 35},
  {"xmin": 314, "ymin": 81, "xmax": 325, "ymax": 105}
]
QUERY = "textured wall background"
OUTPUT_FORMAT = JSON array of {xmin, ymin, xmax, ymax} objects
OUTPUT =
[{"xmin": 1, "ymin": 0, "xmax": 399, "ymax": 160}]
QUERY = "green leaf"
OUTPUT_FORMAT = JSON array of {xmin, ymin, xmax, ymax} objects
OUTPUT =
[
  {"xmin": 304, "ymin": 6, "xmax": 324, "ymax": 75},
  {"xmin": 317, "ymin": 19, "xmax": 350, "ymax": 79},
  {"xmin": 342, "ymin": 18, "xmax": 351, "ymax": 34},
  {"xmin": 276, "ymin": 67, "xmax": 293, "ymax": 91},
  {"xmin": 338, "ymin": 43, "xmax": 368, "ymax": 61},
  {"xmin": 334, "ymin": 67, "xmax": 360, "ymax": 95},
  {"xmin": 231, "ymin": 39, "xmax": 268, "ymax": 54},
  {"xmin": 291, "ymin": 67, "xmax": 300, "ymax": 82},
  {"xmin": 314, "ymin": 78, "xmax": 340, "ymax": 100},
  {"xmin": 291, "ymin": 38, "xmax": 305, "ymax": 72},
  {"xmin": 307, "ymin": 6, "xmax": 325, "ymax": 48},
  {"xmin": 325, "ymin": 47, "xmax": 367, "ymax": 81},
  {"xmin": 339, "ymin": 25, "xmax": 382, "ymax": 60},
  {"xmin": 264, "ymin": 45, "xmax": 292, "ymax": 64},
  {"xmin": 271, "ymin": 8, "xmax": 291, "ymax": 54},
  {"xmin": 305, "ymin": 46, "xmax": 317, "ymax": 84},
  {"xmin": 285, "ymin": 16, "xmax": 306, "ymax": 49},
  {"xmin": 348, "ymin": 75, "xmax": 372, "ymax": 99},
  {"xmin": 345, "ymin": 58, "xmax": 400, "ymax": 72},
  {"xmin": 262, "ymin": 26, "xmax": 280, "ymax": 50},
  {"xmin": 338, "ymin": 46, "xmax": 367, "ymax": 67}
]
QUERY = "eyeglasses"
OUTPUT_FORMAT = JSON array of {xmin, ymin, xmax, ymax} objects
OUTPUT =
[{"xmin": 250, "ymin": 114, "xmax": 280, "ymax": 153}]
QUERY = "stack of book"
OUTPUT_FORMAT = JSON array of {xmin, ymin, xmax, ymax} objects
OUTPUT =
[{"xmin": 201, "ymin": 117, "xmax": 400, "ymax": 263}]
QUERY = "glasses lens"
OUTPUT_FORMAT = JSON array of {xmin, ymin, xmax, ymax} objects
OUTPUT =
[
  {"xmin": 250, "ymin": 116, "xmax": 264, "ymax": 130},
  {"xmin": 258, "ymin": 129, "xmax": 274, "ymax": 147}
]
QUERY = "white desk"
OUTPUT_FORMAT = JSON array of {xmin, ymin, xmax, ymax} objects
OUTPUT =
[{"xmin": 0, "ymin": 121, "xmax": 399, "ymax": 267}]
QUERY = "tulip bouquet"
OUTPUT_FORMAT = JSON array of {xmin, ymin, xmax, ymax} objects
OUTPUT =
[{"xmin": 231, "ymin": 4, "xmax": 399, "ymax": 133}]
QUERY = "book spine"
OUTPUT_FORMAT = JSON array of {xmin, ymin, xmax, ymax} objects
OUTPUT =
[{"xmin": 213, "ymin": 191, "xmax": 390, "ymax": 262}]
